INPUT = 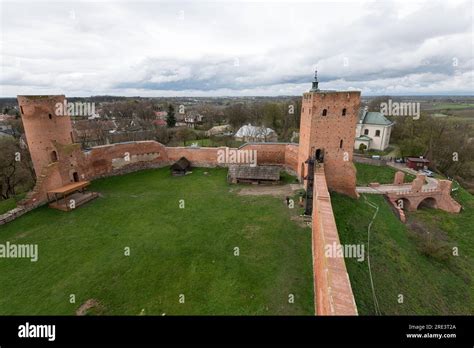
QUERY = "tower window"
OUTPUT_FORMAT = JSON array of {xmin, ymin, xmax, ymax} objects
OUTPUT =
[
  {"xmin": 20, "ymin": 106, "xmax": 24, "ymax": 114},
  {"xmin": 364, "ymin": 129, "xmax": 369, "ymax": 135},
  {"xmin": 48, "ymin": 113, "xmax": 52, "ymax": 119},
  {"xmin": 342, "ymin": 108, "xmax": 347, "ymax": 116},
  {"xmin": 322, "ymin": 109, "xmax": 327, "ymax": 116},
  {"xmin": 340, "ymin": 139, "xmax": 343, "ymax": 148},
  {"xmin": 375, "ymin": 130, "xmax": 381, "ymax": 137},
  {"xmin": 51, "ymin": 151, "xmax": 58, "ymax": 162}
]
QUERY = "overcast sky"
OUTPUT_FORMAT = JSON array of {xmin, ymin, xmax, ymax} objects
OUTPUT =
[{"xmin": 0, "ymin": 0, "xmax": 472, "ymax": 97}]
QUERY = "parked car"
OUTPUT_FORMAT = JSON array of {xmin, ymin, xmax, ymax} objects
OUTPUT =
[{"xmin": 421, "ymin": 169, "xmax": 434, "ymax": 177}]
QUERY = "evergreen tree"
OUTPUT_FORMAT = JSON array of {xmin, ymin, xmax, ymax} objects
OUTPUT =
[{"xmin": 166, "ymin": 104, "xmax": 176, "ymax": 127}]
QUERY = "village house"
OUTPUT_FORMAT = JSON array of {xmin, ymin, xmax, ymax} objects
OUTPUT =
[
  {"xmin": 72, "ymin": 119, "xmax": 117, "ymax": 147},
  {"xmin": 354, "ymin": 108, "xmax": 394, "ymax": 151},
  {"xmin": 234, "ymin": 124, "xmax": 277, "ymax": 142},
  {"xmin": 0, "ymin": 124, "xmax": 14, "ymax": 138},
  {"xmin": 0, "ymin": 114, "xmax": 16, "ymax": 138},
  {"xmin": 205, "ymin": 124, "xmax": 233, "ymax": 137},
  {"xmin": 153, "ymin": 119, "xmax": 167, "ymax": 127},
  {"xmin": 154, "ymin": 111, "xmax": 168, "ymax": 119},
  {"xmin": 406, "ymin": 157, "xmax": 430, "ymax": 170},
  {"xmin": 183, "ymin": 111, "xmax": 204, "ymax": 128}
]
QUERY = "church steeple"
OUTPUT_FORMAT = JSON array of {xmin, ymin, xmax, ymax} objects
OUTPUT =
[{"xmin": 310, "ymin": 70, "xmax": 319, "ymax": 92}]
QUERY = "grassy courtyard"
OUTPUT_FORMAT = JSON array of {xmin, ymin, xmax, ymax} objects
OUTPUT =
[{"xmin": 0, "ymin": 167, "xmax": 313, "ymax": 315}]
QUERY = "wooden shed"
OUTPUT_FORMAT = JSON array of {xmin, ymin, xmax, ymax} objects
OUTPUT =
[
  {"xmin": 228, "ymin": 165, "xmax": 280, "ymax": 184},
  {"xmin": 171, "ymin": 157, "xmax": 191, "ymax": 176}
]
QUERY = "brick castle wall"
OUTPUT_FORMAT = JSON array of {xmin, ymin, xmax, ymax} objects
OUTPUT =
[
  {"xmin": 312, "ymin": 165, "xmax": 358, "ymax": 315},
  {"xmin": 18, "ymin": 138, "xmax": 300, "ymax": 206}
]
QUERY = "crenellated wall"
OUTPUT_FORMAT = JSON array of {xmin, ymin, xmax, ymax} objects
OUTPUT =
[
  {"xmin": 83, "ymin": 141, "xmax": 169, "ymax": 179},
  {"xmin": 19, "ymin": 140, "xmax": 300, "ymax": 206}
]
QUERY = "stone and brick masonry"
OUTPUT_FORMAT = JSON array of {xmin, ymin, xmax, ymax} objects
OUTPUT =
[{"xmin": 10, "ymin": 89, "xmax": 387, "ymax": 316}]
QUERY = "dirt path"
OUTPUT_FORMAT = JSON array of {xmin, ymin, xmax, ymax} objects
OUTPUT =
[{"xmin": 236, "ymin": 184, "xmax": 303, "ymax": 197}]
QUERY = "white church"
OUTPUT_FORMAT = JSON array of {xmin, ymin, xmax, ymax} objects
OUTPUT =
[{"xmin": 354, "ymin": 108, "xmax": 394, "ymax": 151}]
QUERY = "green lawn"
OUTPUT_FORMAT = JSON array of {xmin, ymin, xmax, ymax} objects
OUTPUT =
[
  {"xmin": 0, "ymin": 198, "xmax": 17, "ymax": 215},
  {"xmin": 332, "ymin": 185, "xmax": 473, "ymax": 315},
  {"xmin": 0, "ymin": 167, "xmax": 313, "ymax": 315},
  {"xmin": 355, "ymin": 162, "xmax": 415, "ymax": 186},
  {"xmin": 0, "ymin": 193, "xmax": 26, "ymax": 215}
]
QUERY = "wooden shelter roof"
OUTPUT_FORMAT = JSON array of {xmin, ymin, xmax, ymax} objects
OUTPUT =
[
  {"xmin": 228, "ymin": 165, "xmax": 280, "ymax": 181},
  {"xmin": 171, "ymin": 157, "xmax": 191, "ymax": 171}
]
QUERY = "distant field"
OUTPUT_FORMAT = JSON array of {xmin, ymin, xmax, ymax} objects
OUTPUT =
[{"xmin": 425, "ymin": 103, "xmax": 474, "ymax": 110}]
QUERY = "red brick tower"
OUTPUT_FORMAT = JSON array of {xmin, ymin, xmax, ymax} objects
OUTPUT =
[
  {"xmin": 17, "ymin": 95, "xmax": 75, "ymax": 180},
  {"xmin": 297, "ymin": 72, "xmax": 360, "ymax": 198}
]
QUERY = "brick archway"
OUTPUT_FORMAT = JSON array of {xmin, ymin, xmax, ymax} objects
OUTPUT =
[
  {"xmin": 396, "ymin": 197, "xmax": 411, "ymax": 211},
  {"xmin": 417, "ymin": 196, "xmax": 438, "ymax": 210}
]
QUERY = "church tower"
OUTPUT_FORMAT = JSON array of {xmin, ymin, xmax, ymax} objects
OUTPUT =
[{"xmin": 297, "ymin": 72, "xmax": 360, "ymax": 198}]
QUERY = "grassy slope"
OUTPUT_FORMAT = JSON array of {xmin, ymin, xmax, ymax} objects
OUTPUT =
[
  {"xmin": 0, "ymin": 194, "xmax": 27, "ymax": 215},
  {"xmin": 0, "ymin": 167, "xmax": 313, "ymax": 315},
  {"xmin": 0, "ymin": 198, "xmax": 17, "ymax": 215},
  {"xmin": 333, "ymin": 165, "xmax": 473, "ymax": 315}
]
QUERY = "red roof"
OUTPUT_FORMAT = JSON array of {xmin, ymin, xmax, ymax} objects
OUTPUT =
[
  {"xmin": 154, "ymin": 111, "xmax": 167, "ymax": 118},
  {"xmin": 153, "ymin": 119, "xmax": 167, "ymax": 126}
]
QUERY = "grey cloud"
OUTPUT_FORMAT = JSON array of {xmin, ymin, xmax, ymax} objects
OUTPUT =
[{"xmin": 0, "ymin": 0, "xmax": 472, "ymax": 96}]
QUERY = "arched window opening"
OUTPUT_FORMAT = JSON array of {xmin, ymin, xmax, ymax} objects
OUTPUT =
[
  {"xmin": 322, "ymin": 109, "xmax": 327, "ymax": 116},
  {"xmin": 51, "ymin": 151, "xmax": 58, "ymax": 162}
]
